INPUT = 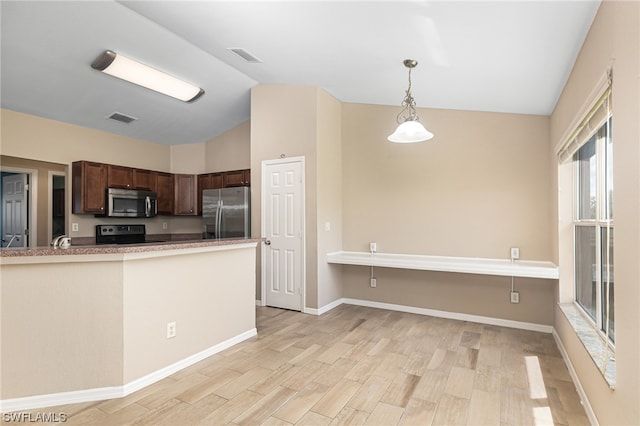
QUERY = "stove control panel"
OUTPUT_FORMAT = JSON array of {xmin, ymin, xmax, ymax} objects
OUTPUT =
[{"xmin": 96, "ymin": 224, "xmax": 146, "ymax": 236}]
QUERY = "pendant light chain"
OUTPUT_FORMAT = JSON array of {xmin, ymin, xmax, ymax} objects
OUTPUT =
[{"xmin": 397, "ymin": 65, "xmax": 418, "ymax": 123}]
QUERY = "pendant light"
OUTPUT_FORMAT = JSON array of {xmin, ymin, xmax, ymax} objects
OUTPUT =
[{"xmin": 388, "ymin": 59, "xmax": 433, "ymax": 143}]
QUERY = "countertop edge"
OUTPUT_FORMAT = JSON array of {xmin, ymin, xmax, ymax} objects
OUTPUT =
[{"xmin": 0, "ymin": 238, "xmax": 262, "ymax": 263}]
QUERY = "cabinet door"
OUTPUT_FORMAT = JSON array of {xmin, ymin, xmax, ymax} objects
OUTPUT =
[
  {"xmin": 222, "ymin": 169, "xmax": 249, "ymax": 187},
  {"xmin": 174, "ymin": 174, "xmax": 196, "ymax": 215},
  {"xmin": 156, "ymin": 172, "xmax": 174, "ymax": 215},
  {"xmin": 133, "ymin": 169, "xmax": 155, "ymax": 191},
  {"xmin": 107, "ymin": 165, "xmax": 133, "ymax": 189},
  {"xmin": 72, "ymin": 161, "xmax": 107, "ymax": 214},
  {"xmin": 197, "ymin": 173, "xmax": 223, "ymax": 215}
]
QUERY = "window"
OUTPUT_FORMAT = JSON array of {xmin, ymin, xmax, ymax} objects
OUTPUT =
[{"xmin": 574, "ymin": 117, "xmax": 614, "ymax": 343}]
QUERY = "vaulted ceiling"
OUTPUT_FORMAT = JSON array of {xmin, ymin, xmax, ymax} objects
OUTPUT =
[{"xmin": 1, "ymin": 1, "xmax": 600, "ymax": 146}]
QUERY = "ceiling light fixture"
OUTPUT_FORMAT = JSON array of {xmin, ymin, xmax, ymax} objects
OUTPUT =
[
  {"xmin": 91, "ymin": 50, "xmax": 205, "ymax": 103},
  {"xmin": 388, "ymin": 59, "xmax": 433, "ymax": 143}
]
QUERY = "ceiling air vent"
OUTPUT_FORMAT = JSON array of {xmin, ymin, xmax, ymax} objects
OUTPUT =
[
  {"xmin": 107, "ymin": 112, "xmax": 137, "ymax": 124},
  {"xmin": 227, "ymin": 48, "xmax": 262, "ymax": 63}
]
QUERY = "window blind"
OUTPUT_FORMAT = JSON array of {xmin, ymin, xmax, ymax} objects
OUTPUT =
[{"xmin": 556, "ymin": 69, "xmax": 612, "ymax": 163}]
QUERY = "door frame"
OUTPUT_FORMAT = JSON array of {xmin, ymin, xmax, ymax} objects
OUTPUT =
[
  {"xmin": 260, "ymin": 156, "xmax": 306, "ymax": 311},
  {"xmin": 0, "ymin": 166, "xmax": 38, "ymax": 248},
  {"xmin": 48, "ymin": 170, "xmax": 67, "ymax": 242}
]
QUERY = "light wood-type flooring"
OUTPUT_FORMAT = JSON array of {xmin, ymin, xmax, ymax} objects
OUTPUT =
[{"xmin": 15, "ymin": 305, "xmax": 589, "ymax": 425}]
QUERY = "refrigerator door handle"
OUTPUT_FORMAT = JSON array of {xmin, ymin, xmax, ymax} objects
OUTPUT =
[{"xmin": 216, "ymin": 200, "xmax": 223, "ymax": 239}]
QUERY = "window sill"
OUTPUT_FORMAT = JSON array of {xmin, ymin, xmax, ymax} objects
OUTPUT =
[{"xmin": 559, "ymin": 303, "xmax": 615, "ymax": 388}]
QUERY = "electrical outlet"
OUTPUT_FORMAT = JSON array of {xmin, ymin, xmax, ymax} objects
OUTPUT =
[
  {"xmin": 510, "ymin": 291, "xmax": 520, "ymax": 304},
  {"xmin": 370, "ymin": 242, "xmax": 377, "ymax": 253},
  {"xmin": 72, "ymin": 223, "xmax": 79, "ymax": 232},
  {"xmin": 370, "ymin": 278, "xmax": 377, "ymax": 288},
  {"xmin": 167, "ymin": 322, "xmax": 176, "ymax": 339},
  {"xmin": 510, "ymin": 247, "xmax": 520, "ymax": 260},
  {"xmin": 162, "ymin": 222, "xmax": 168, "ymax": 230}
]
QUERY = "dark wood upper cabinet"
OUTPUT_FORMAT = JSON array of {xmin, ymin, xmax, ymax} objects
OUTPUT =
[
  {"xmin": 174, "ymin": 174, "xmax": 196, "ymax": 215},
  {"xmin": 72, "ymin": 161, "xmax": 107, "ymax": 214},
  {"xmin": 222, "ymin": 169, "xmax": 250, "ymax": 187},
  {"xmin": 73, "ymin": 161, "xmax": 249, "ymax": 216},
  {"xmin": 155, "ymin": 172, "xmax": 174, "ymax": 215},
  {"xmin": 133, "ymin": 169, "xmax": 155, "ymax": 191},
  {"xmin": 107, "ymin": 165, "xmax": 133, "ymax": 189},
  {"xmin": 197, "ymin": 173, "xmax": 223, "ymax": 215}
]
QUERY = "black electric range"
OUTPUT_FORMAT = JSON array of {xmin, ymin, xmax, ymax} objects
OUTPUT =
[{"xmin": 95, "ymin": 224, "xmax": 153, "ymax": 245}]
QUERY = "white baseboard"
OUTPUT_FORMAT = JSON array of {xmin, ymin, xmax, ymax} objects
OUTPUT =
[
  {"xmin": 552, "ymin": 329, "xmax": 598, "ymax": 426},
  {"xmin": 308, "ymin": 297, "xmax": 553, "ymax": 333},
  {"xmin": 304, "ymin": 298, "xmax": 343, "ymax": 315},
  {"xmin": 0, "ymin": 328, "xmax": 257, "ymax": 413},
  {"xmin": 256, "ymin": 299, "xmax": 262, "ymax": 306}
]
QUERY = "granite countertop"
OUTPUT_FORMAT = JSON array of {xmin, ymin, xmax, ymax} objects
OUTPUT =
[{"xmin": 0, "ymin": 238, "xmax": 262, "ymax": 257}]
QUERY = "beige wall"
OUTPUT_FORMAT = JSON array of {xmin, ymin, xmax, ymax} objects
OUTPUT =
[
  {"xmin": 205, "ymin": 120, "xmax": 251, "ymax": 172},
  {"xmin": 0, "ymin": 245, "xmax": 257, "ymax": 400},
  {"xmin": 316, "ymin": 90, "xmax": 343, "ymax": 308},
  {"xmin": 250, "ymin": 85, "xmax": 320, "ymax": 307},
  {"xmin": 550, "ymin": 0, "xmax": 640, "ymax": 424},
  {"xmin": 1, "ymin": 260, "xmax": 124, "ymax": 398},
  {"xmin": 170, "ymin": 143, "xmax": 205, "ymax": 174},
  {"xmin": 0, "ymin": 109, "xmax": 170, "ymax": 170},
  {"xmin": 122, "ymin": 247, "xmax": 256, "ymax": 382},
  {"xmin": 342, "ymin": 103, "xmax": 552, "ymax": 259},
  {"xmin": 340, "ymin": 103, "xmax": 554, "ymax": 324}
]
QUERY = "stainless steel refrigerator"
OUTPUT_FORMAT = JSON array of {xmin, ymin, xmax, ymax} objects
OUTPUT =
[{"xmin": 202, "ymin": 187, "xmax": 250, "ymax": 239}]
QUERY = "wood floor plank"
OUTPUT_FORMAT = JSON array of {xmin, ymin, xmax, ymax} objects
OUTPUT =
[
  {"xmin": 432, "ymin": 394, "xmax": 470, "ymax": 426},
  {"xmin": 311, "ymin": 378, "xmax": 361, "ymax": 418},
  {"xmin": 196, "ymin": 389, "xmax": 263, "ymax": 425},
  {"xmin": 363, "ymin": 402, "xmax": 405, "ymax": 425},
  {"xmin": 399, "ymin": 398, "xmax": 437, "ymax": 426},
  {"xmin": 273, "ymin": 381, "xmax": 330, "ymax": 424},
  {"xmin": 468, "ymin": 389, "xmax": 500, "ymax": 425},
  {"xmin": 297, "ymin": 410, "xmax": 333, "ymax": 425},
  {"xmin": 444, "ymin": 366, "xmax": 476, "ymax": 399},
  {"xmin": 213, "ymin": 366, "xmax": 272, "ymax": 399},
  {"xmin": 328, "ymin": 406, "xmax": 370, "ymax": 426},
  {"xmin": 346, "ymin": 374, "xmax": 392, "ymax": 413},
  {"xmin": 21, "ymin": 305, "xmax": 590, "ymax": 426},
  {"xmin": 231, "ymin": 386, "xmax": 296, "ymax": 425},
  {"xmin": 380, "ymin": 371, "xmax": 421, "ymax": 408}
]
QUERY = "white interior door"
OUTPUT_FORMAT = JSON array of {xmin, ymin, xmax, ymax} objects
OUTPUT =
[
  {"xmin": 2, "ymin": 173, "xmax": 28, "ymax": 248},
  {"xmin": 262, "ymin": 157, "xmax": 304, "ymax": 311}
]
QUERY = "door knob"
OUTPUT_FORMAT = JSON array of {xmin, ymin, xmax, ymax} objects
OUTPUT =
[{"xmin": 264, "ymin": 239, "xmax": 271, "ymax": 245}]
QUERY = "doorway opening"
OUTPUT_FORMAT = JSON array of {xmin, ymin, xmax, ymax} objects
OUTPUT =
[
  {"xmin": 50, "ymin": 173, "xmax": 66, "ymax": 240},
  {"xmin": 1, "ymin": 171, "xmax": 32, "ymax": 248}
]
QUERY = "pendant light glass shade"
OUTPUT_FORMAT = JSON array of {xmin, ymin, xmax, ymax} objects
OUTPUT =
[
  {"xmin": 388, "ymin": 59, "xmax": 433, "ymax": 143},
  {"xmin": 388, "ymin": 120, "xmax": 434, "ymax": 143}
]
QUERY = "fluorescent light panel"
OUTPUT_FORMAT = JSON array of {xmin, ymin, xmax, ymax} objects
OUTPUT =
[{"xmin": 91, "ymin": 50, "xmax": 204, "ymax": 103}]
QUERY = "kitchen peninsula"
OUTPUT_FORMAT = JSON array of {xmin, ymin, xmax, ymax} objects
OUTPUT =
[{"xmin": 0, "ymin": 238, "xmax": 259, "ymax": 412}]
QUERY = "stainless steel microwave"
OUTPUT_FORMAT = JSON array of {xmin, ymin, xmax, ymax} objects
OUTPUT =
[{"xmin": 106, "ymin": 188, "xmax": 158, "ymax": 218}]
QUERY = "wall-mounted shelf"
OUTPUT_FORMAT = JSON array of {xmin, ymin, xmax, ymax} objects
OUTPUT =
[{"xmin": 327, "ymin": 251, "xmax": 559, "ymax": 280}]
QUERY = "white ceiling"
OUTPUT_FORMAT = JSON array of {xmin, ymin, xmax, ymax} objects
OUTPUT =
[{"xmin": 0, "ymin": 1, "xmax": 600, "ymax": 146}]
